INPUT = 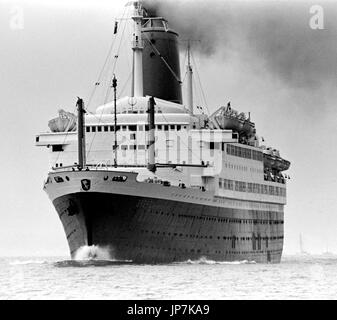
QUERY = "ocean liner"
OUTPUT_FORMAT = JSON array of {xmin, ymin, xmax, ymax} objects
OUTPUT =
[{"xmin": 36, "ymin": 1, "xmax": 290, "ymax": 263}]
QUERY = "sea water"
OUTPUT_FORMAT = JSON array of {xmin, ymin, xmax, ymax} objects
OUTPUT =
[{"xmin": 1, "ymin": 249, "xmax": 337, "ymax": 300}]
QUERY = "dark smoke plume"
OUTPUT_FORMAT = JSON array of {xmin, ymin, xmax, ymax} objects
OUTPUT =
[{"xmin": 143, "ymin": 0, "xmax": 337, "ymax": 91}]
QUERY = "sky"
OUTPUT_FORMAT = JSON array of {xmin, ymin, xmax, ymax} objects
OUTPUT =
[{"xmin": 0, "ymin": 0, "xmax": 336, "ymax": 256}]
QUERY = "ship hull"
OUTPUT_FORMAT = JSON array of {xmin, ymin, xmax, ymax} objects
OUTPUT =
[{"xmin": 53, "ymin": 191, "xmax": 284, "ymax": 264}]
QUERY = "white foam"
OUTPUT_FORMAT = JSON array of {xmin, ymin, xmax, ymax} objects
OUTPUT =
[
  {"xmin": 9, "ymin": 260, "xmax": 47, "ymax": 266},
  {"xmin": 74, "ymin": 245, "xmax": 112, "ymax": 261},
  {"xmin": 176, "ymin": 256, "xmax": 256, "ymax": 265}
]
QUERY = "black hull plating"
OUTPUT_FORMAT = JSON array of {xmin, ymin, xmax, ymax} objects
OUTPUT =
[{"xmin": 53, "ymin": 192, "xmax": 284, "ymax": 263}]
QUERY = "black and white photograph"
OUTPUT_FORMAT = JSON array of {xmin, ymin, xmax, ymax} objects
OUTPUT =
[{"xmin": 1, "ymin": 0, "xmax": 337, "ymax": 303}]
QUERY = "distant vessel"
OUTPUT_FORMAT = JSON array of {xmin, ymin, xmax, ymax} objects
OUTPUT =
[
  {"xmin": 299, "ymin": 234, "xmax": 310, "ymax": 255},
  {"xmin": 35, "ymin": 1, "xmax": 290, "ymax": 263},
  {"xmin": 321, "ymin": 244, "xmax": 334, "ymax": 257}
]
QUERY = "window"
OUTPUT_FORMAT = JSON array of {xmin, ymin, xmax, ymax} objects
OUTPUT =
[
  {"xmin": 98, "ymin": 126, "xmax": 102, "ymax": 132},
  {"xmin": 129, "ymin": 125, "xmax": 137, "ymax": 131},
  {"xmin": 130, "ymin": 133, "xmax": 136, "ymax": 140},
  {"xmin": 104, "ymin": 126, "xmax": 109, "ymax": 132},
  {"xmin": 54, "ymin": 176, "xmax": 64, "ymax": 183},
  {"xmin": 275, "ymin": 187, "xmax": 280, "ymax": 196},
  {"xmin": 157, "ymin": 125, "xmax": 162, "ymax": 130},
  {"xmin": 229, "ymin": 145, "xmax": 234, "ymax": 155},
  {"xmin": 229, "ymin": 180, "xmax": 234, "ymax": 190},
  {"xmin": 92, "ymin": 126, "xmax": 96, "ymax": 132},
  {"xmin": 121, "ymin": 145, "xmax": 128, "ymax": 150},
  {"xmin": 130, "ymin": 145, "xmax": 137, "ymax": 150},
  {"xmin": 223, "ymin": 179, "xmax": 234, "ymax": 190},
  {"xmin": 238, "ymin": 147, "xmax": 242, "ymax": 157},
  {"xmin": 282, "ymin": 188, "xmax": 286, "ymax": 197},
  {"xmin": 52, "ymin": 145, "xmax": 64, "ymax": 152},
  {"xmin": 170, "ymin": 125, "xmax": 175, "ymax": 130},
  {"xmin": 138, "ymin": 125, "xmax": 144, "ymax": 131},
  {"xmin": 177, "ymin": 125, "xmax": 181, "ymax": 131},
  {"xmin": 112, "ymin": 175, "xmax": 127, "ymax": 182},
  {"xmin": 138, "ymin": 145, "xmax": 145, "ymax": 150},
  {"xmin": 122, "ymin": 126, "xmax": 127, "ymax": 131},
  {"xmin": 226, "ymin": 144, "xmax": 262, "ymax": 162},
  {"xmin": 86, "ymin": 127, "xmax": 90, "ymax": 133},
  {"xmin": 164, "ymin": 125, "xmax": 169, "ymax": 131},
  {"xmin": 248, "ymin": 183, "xmax": 253, "ymax": 193}
]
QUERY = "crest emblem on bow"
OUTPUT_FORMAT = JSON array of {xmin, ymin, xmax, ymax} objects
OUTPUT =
[{"xmin": 81, "ymin": 179, "xmax": 91, "ymax": 191}]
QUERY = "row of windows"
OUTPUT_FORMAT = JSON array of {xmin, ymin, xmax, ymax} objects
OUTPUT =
[
  {"xmin": 226, "ymin": 249, "xmax": 282, "ymax": 254},
  {"xmin": 224, "ymin": 162, "xmax": 248, "ymax": 172},
  {"xmin": 149, "ymin": 210, "xmax": 283, "ymax": 225},
  {"xmin": 177, "ymin": 213, "xmax": 284, "ymax": 225},
  {"xmin": 219, "ymin": 178, "xmax": 286, "ymax": 197},
  {"xmin": 226, "ymin": 144, "xmax": 263, "ymax": 161},
  {"xmin": 140, "ymin": 229, "xmax": 284, "ymax": 241},
  {"xmin": 118, "ymin": 144, "xmax": 146, "ymax": 150},
  {"xmin": 119, "ymin": 109, "xmax": 163, "ymax": 114},
  {"xmin": 86, "ymin": 124, "xmax": 187, "ymax": 133},
  {"xmin": 138, "ymin": 229, "xmax": 283, "ymax": 252},
  {"xmin": 224, "ymin": 163, "xmax": 263, "ymax": 175},
  {"xmin": 121, "ymin": 243, "xmax": 282, "ymax": 256}
]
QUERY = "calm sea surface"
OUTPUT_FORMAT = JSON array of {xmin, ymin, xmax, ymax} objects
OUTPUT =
[{"xmin": 1, "ymin": 254, "xmax": 337, "ymax": 300}]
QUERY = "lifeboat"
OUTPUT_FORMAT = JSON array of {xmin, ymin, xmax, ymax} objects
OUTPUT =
[
  {"xmin": 48, "ymin": 109, "xmax": 77, "ymax": 132},
  {"xmin": 215, "ymin": 114, "xmax": 244, "ymax": 132},
  {"xmin": 214, "ymin": 106, "xmax": 245, "ymax": 132},
  {"xmin": 240, "ymin": 120, "xmax": 255, "ymax": 138},
  {"xmin": 263, "ymin": 151, "xmax": 290, "ymax": 172}
]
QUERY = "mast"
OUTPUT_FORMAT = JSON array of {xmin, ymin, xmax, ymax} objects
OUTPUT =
[
  {"xmin": 76, "ymin": 97, "xmax": 86, "ymax": 169},
  {"xmin": 299, "ymin": 233, "xmax": 304, "ymax": 254},
  {"xmin": 147, "ymin": 96, "xmax": 156, "ymax": 173},
  {"xmin": 186, "ymin": 40, "xmax": 193, "ymax": 115},
  {"xmin": 112, "ymin": 75, "xmax": 118, "ymax": 168},
  {"xmin": 131, "ymin": 50, "xmax": 135, "ymax": 97},
  {"xmin": 131, "ymin": 1, "xmax": 144, "ymax": 97}
]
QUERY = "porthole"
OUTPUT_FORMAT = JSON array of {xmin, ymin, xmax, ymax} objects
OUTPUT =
[{"xmin": 54, "ymin": 176, "xmax": 64, "ymax": 183}]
